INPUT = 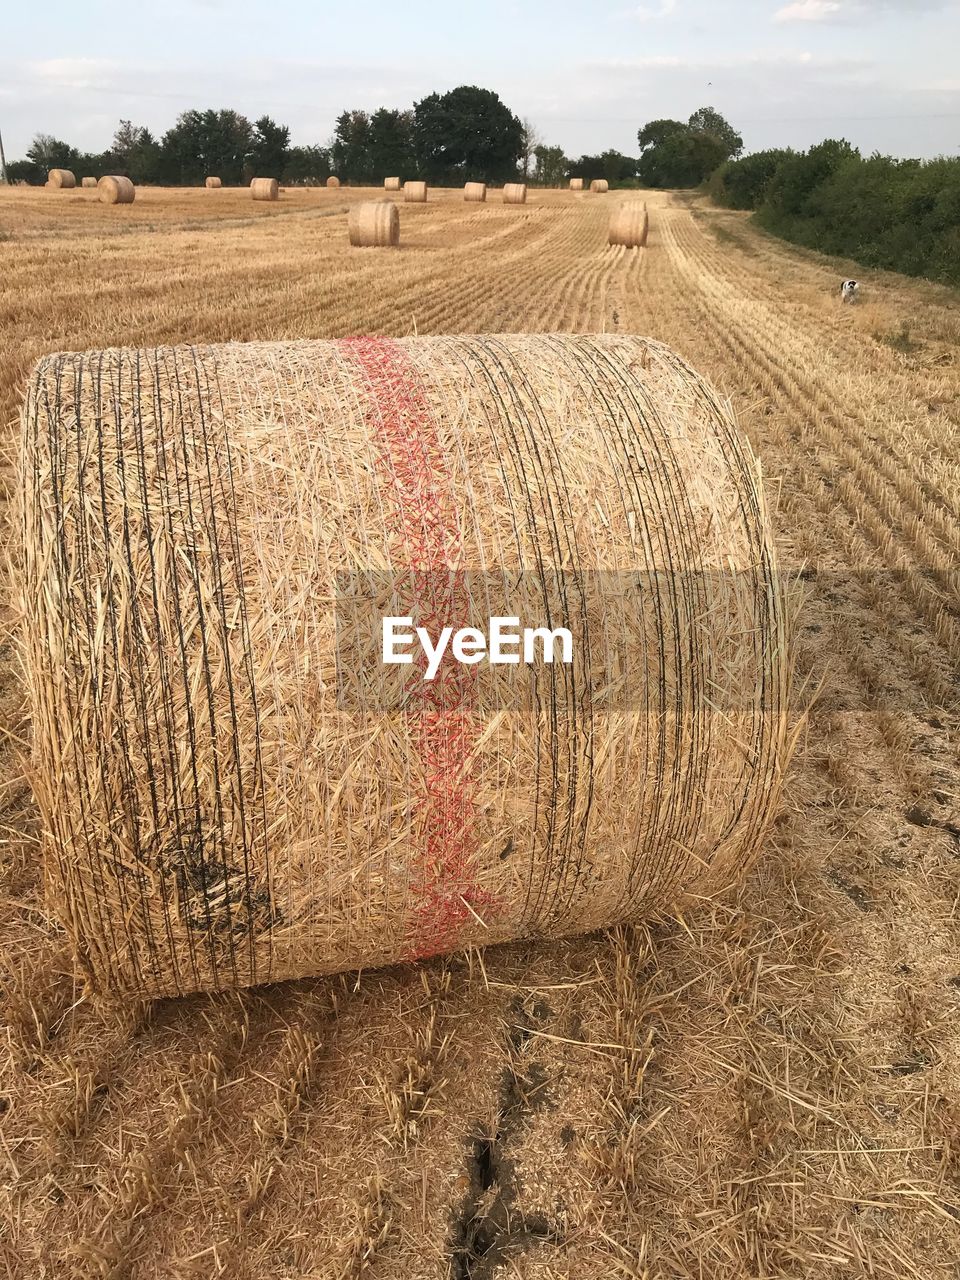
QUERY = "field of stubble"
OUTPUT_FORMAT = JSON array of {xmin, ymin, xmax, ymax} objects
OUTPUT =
[{"xmin": 1, "ymin": 182, "xmax": 959, "ymax": 1278}]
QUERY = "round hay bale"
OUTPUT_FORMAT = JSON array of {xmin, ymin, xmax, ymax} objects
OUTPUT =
[
  {"xmin": 205, "ymin": 176, "xmax": 222, "ymax": 189},
  {"xmin": 20, "ymin": 334, "xmax": 789, "ymax": 998},
  {"xmin": 608, "ymin": 201, "xmax": 649, "ymax": 248},
  {"xmin": 81, "ymin": 177, "xmax": 98, "ymax": 189},
  {"xmin": 464, "ymin": 182, "xmax": 487, "ymax": 202},
  {"xmin": 569, "ymin": 177, "xmax": 584, "ymax": 191},
  {"xmin": 327, "ymin": 175, "xmax": 340, "ymax": 188},
  {"xmin": 251, "ymin": 177, "xmax": 279, "ymax": 202},
  {"xmin": 98, "ymin": 176, "xmax": 135, "ymax": 205},
  {"xmin": 47, "ymin": 169, "xmax": 76, "ymax": 189},
  {"xmin": 384, "ymin": 177, "xmax": 401, "ymax": 191},
  {"xmin": 348, "ymin": 200, "xmax": 400, "ymax": 247},
  {"xmin": 404, "ymin": 180, "xmax": 428, "ymax": 203},
  {"xmin": 503, "ymin": 183, "xmax": 527, "ymax": 204},
  {"xmin": 589, "ymin": 178, "xmax": 609, "ymax": 193}
]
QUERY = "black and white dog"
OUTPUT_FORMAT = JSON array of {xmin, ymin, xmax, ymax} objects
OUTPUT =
[{"xmin": 840, "ymin": 279, "xmax": 859, "ymax": 304}]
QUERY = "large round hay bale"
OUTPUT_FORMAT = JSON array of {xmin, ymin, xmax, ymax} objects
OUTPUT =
[
  {"xmin": 98, "ymin": 176, "xmax": 135, "ymax": 205},
  {"xmin": 503, "ymin": 183, "xmax": 527, "ymax": 204},
  {"xmin": 569, "ymin": 177, "xmax": 584, "ymax": 191},
  {"xmin": 464, "ymin": 182, "xmax": 487, "ymax": 202},
  {"xmin": 20, "ymin": 334, "xmax": 789, "ymax": 998},
  {"xmin": 205, "ymin": 176, "xmax": 222, "ymax": 189},
  {"xmin": 251, "ymin": 177, "xmax": 279, "ymax": 202},
  {"xmin": 590, "ymin": 178, "xmax": 609, "ymax": 193},
  {"xmin": 384, "ymin": 176, "xmax": 401, "ymax": 191},
  {"xmin": 81, "ymin": 177, "xmax": 98, "ymax": 189},
  {"xmin": 47, "ymin": 169, "xmax": 76, "ymax": 189},
  {"xmin": 348, "ymin": 200, "xmax": 400, "ymax": 247},
  {"xmin": 327, "ymin": 175, "xmax": 340, "ymax": 188},
  {"xmin": 404, "ymin": 180, "xmax": 428, "ymax": 203},
  {"xmin": 609, "ymin": 201, "xmax": 649, "ymax": 248}
]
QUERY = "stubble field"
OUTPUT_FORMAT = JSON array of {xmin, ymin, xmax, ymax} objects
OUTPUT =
[{"xmin": 1, "ymin": 181, "xmax": 959, "ymax": 1278}]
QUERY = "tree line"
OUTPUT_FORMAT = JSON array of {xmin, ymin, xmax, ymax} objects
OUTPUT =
[
  {"xmin": 5, "ymin": 86, "xmax": 743, "ymax": 190},
  {"xmin": 7, "ymin": 83, "xmax": 957, "ymax": 287},
  {"xmin": 709, "ymin": 141, "xmax": 960, "ymax": 286}
]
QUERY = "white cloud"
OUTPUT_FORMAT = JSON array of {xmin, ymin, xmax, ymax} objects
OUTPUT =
[
  {"xmin": 775, "ymin": 0, "xmax": 953, "ymax": 20},
  {"xmin": 629, "ymin": 0, "xmax": 676, "ymax": 18},
  {"xmin": 775, "ymin": 0, "xmax": 843, "ymax": 19}
]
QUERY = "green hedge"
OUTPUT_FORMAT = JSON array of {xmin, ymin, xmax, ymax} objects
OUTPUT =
[{"xmin": 710, "ymin": 141, "xmax": 960, "ymax": 287}]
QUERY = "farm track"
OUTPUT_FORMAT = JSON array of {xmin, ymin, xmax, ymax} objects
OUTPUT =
[{"xmin": 0, "ymin": 185, "xmax": 958, "ymax": 1278}]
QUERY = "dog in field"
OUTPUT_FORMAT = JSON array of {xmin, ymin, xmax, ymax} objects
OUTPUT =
[{"xmin": 840, "ymin": 279, "xmax": 859, "ymax": 304}]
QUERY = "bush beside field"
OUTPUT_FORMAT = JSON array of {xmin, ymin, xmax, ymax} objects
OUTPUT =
[{"xmin": 709, "ymin": 140, "xmax": 960, "ymax": 287}]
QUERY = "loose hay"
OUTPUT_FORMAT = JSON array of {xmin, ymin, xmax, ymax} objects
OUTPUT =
[
  {"xmin": 348, "ymin": 200, "xmax": 400, "ymax": 247},
  {"xmin": 609, "ymin": 201, "xmax": 649, "ymax": 248},
  {"xmin": 404, "ymin": 181, "xmax": 428, "ymax": 203},
  {"xmin": 250, "ymin": 177, "xmax": 279, "ymax": 202},
  {"xmin": 47, "ymin": 169, "xmax": 76, "ymax": 189},
  {"xmin": 20, "ymin": 333, "xmax": 790, "ymax": 999},
  {"xmin": 464, "ymin": 182, "xmax": 487, "ymax": 202},
  {"xmin": 590, "ymin": 179, "xmax": 609, "ymax": 193},
  {"xmin": 384, "ymin": 177, "xmax": 401, "ymax": 191},
  {"xmin": 205, "ymin": 176, "xmax": 222, "ymax": 189},
  {"xmin": 81, "ymin": 177, "xmax": 98, "ymax": 189},
  {"xmin": 503, "ymin": 183, "xmax": 527, "ymax": 205}
]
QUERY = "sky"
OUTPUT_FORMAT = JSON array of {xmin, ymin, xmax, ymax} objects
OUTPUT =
[{"xmin": 2, "ymin": 0, "xmax": 959, "ymax": 162}]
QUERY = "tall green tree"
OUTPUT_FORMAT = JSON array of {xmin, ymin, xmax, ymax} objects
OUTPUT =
[
  {"xmin": 687, "ymin": 106, "xmax": 743, "ymax": 159},
  {"xmin": 27, "ymin": 133, "xmax": 79, "ymax": 174},
  {"xmin": 331, "ymin": 110, "xmax": 373, "ymax": 182},
  {"xmin": 159, "ymin": 109, "xmax": 253, "ymax": 185},
  {"xmin": 367, "ymin": 108, "xmax": 416, "ymax": 180},
  {"xmin": 533, "ymin": 144, "xmax": 568, "ymax": 187},
  {"xmin": 249, "ymin": 116, "xmax": 290, "ymax": 178},
  {"xmin": 413, "ymin": 85, "xmax": 524, "ymax": 183},
  {"xmin": 110, "ymin": 120, "xmax": 160, "ymax": 183}
]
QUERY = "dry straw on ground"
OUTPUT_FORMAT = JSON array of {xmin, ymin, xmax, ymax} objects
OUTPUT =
[
  {"xmin": 503, "ymin": 183, "xmax": 527, "ymax": 204},
  {"xmin": 327, "ymin": 175, "xmax": 341, "ymax": 188},
  {"xmin": 404, "ymin": 180, "xmax": 428, "ymax": 203},
  {"xmin": 205, "ymin": 176, "xmax": 222, "ymax": 189},
  {"xmin": 384, "ymin": 176, "xmax": 401, "ymax": 191},
  {"xmin": 20, "ymin": 333, "xmax": 789, "ymax": 998},
  {"xmin": 348, "ymin": 200, "xmax": 400, "ymax": 247},
  {"xmin": 590, "ymin": 179, "xmax": 609, "ymax": 193},
  {"xmin": 46, "ymin": 169, "xmax": 75, "ymax": 189},
  {"xmin": 250, "ymin": 177, "xmax": 279, "ymax": 202},
  {"xmin": 609, "ymin": 201, "xmax": 649, "ymax": 248},
  {"xmin": 97, "ymin": 176, "xmax": 135, "ymax": 205},
  {"xmin": 81, "ymin": 176, "xmax": 97, "ymax": 189},
  {"xmin": 569, "ymin": 177, "xmax": 584, "ymax": 191},
  {"xmin": 464, "ymin": 181, "xmax": 487, "ymax": 202}
]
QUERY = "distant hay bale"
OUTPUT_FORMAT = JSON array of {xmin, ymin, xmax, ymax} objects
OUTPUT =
[
  {"xmin": 205, "ymin": 176, "xmax": 222, "ymax": 189},
  {"xmin": 404, "ymin": 181, "xmax": 428, "ymax": 203},
  {"xmin": 81, "ymin": 177, "xmax": 97, "ymax": 189},
  {"xmin": 569, "ymin": 177, "xmax": 584, "ymax": 191},
  {"xmin": 20, "ymin": 333, "xmax": 789, "ymax": 998},
  {"xmin": 251, "ymin": 177, "xmax": 279, "ymax": 202},
  {"xmin": 384, "ymin": 177, "xmax": 401, "ymax": 191},
  {"xmin": 608, "ymin": 201, "xmax": 649, "ymax": 248},
  {"xmin": 464, "ymin": 182, "xmax": 487, "ymax": 202},
  {"xmin": 47, "ymin": 169, "xmax": 76, "ymax": 189},
  {"xmin": 348, "ymin": 200, "xmax": 400, "ymax": 247},
  {"xmin": 327, "ymin": 176, "xmax": 340, "ymax": 188},
  {"xmin": 98, "ymin": 176, "xmax": 135, "ymax": 205},
  {"xmin": 503, "ymin": 183, "xmax": 527, "ymax": 204},
  {"xmin": 590, "ymin": 179, "xmax": 609, "ymax": 193}
]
